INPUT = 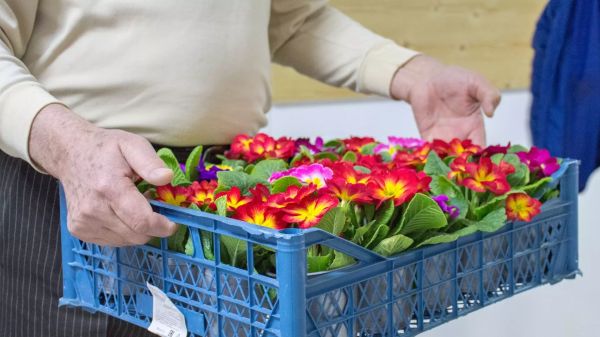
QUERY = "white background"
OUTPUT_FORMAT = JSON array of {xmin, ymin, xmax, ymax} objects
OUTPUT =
[{"xmin": 264, "ymin": 91, "xmax": 599, "ymax": 337}]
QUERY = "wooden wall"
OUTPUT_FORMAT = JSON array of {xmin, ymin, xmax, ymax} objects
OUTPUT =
[{"xmin": 272, "ymin": 0, "xmax": 546, "ymax": 102}]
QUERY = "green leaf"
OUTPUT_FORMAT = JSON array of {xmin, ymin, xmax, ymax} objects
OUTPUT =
[
  {"xmin": 507, "ymin": 145, "xmax": 529, "ymax": 154},
  {"xmin": 220, "ymin": 158, "xmax": 247, "ymax": 169},
  {"xmin": 316, "ymin": 207, "xmax": 347, "ymax": 236},
  {"xmin": 541, "ymin": 189, "xmax": 560, "ymax": 203},
  {"xmin": 491, "ymin": 153, "xmax": 530, "ymax": 187},
  {"xmin": 324, "ymin": 139, "xmax": 344, "ymax": 149},
  {"xmin": 353, "ymin": 165, "xmax": 372, "ymax": 174},
  {"xmin": 374, "ymin": 200, "xmax": 395, "ymax": 227},
  {"xmin": 351, "ymin": 221, "xmax": 375, "ymax": 245},
  {"xmin": 136, "ymin": 180, "xmax": 152, "ymax": 194},
  {"xmin": 398, "ymin": 193, "xmax": 447, "ymax": 235},
  {"xmin": 522, "ymin": 177, "xmax": 552, "ymax": 197},
  {"xmin": 244, "ymin": 164, "xmax": 255, "ymax": 174},
  {"xmin": 221, "ymin": 236, "xmax": 247, "ymax": 268},
  {"xmin": 157, "ymin": 148, "xmax": 191, "ymax": 186},
  {"xmin": 364, "ymin": 224, "xmax": 390, "ymax": 250},
  {"xmin": 342, "ymin": 151, "xmax": 358, "ymax": 163},
  {"xmin": 347, "ymin": 204, "xmax": 359, "ymax": 228},
  {"xmin": 216, "ymin": 171, "xmax": 262, "ymax": 194},
  {"xmin": 424, "ymin": 151, "xmax": 451, "ymax": 176},
  {"xmin": 200, "ymin": 231, "xmax": 214, "ymax": 260},
  {"xmin": 330, "ymin": 251, "xmax": 355, "ymax": 270},
  {"xmin": 430, "ymin": 175, "xmax": 461, "ymax": 198},
  {"xmin": 363, "ymin": 204, "xmax": 376, "ymax": 223},
  {"xmin": 416, "ymin": 226, "xmax": 478, "ymax": 248},
  {"xmin": 373, "ymin": 234, "xmax": 414, "ymax": 257},
  {"xmin": 360, "ymin": 143, "xmax": 378, "ymax": 155},
  {"xmin": 307, "ymin": 253, "xmax": 333, "ymax": 273},
  {"xmin": 215, "ymin": 195, "xmax": 227, "ymax": 217},
  {"xmin": 314, "ymin": 152, "xmax": 339, "ymax": 161},
  {"xmin": 270, "ymin": 176, "xmax": 302, "ymax": 194},
  {"xmin": 250, "ymin": 159, "xmax": 288, "ymax": 182},
  {"xmin": 472, "ymin": 208, "xmax": 507, "ymax": 232},
  {"xmin": 168, "ymin": 224, "xmax": 188, "ymax": 253},
  {"xmin": 184, "ymin": 235, "xmax": 195, "ymax": 256},
  {"xmin": 184, "ymin": 145, "xmax": 203, "ymax": 182},
  {"xmin": 380, "ymin": 151, "xmax": 393, "ymax": 163}
]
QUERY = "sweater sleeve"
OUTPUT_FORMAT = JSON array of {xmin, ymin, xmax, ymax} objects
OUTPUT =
[
  {"xmin": 269, "ymin": 0, "xmax": 420, "ymax": 97},
  {"xmin": 0, "ymin": 1, "xmax": 63, "ymax": 166}
]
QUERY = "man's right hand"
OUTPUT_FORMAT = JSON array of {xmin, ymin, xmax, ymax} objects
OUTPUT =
[{"xmin": 29, "ymin": 104, "xmax": 178, "ymax": 246}]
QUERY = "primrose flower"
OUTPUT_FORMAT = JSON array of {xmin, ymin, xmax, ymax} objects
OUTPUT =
[
  {"xmin": 328, "ymin": 162, "xmax": 370, "ymax": 185},
  {"xmin": 374, "ymin": 143, "xmax": 397, "ymax": 158},
  {"xmin": 356, "ymin": 154, "xmax": 385, "ymax": 171},
  {"xmin": 328, "ymin": 178, "xmax": 371, "ymax": 204},
  {"xmin": 343, "ymin": 137, "xmax": 376, "ymax": 152},
  {"xmin": 266, "ymin": 184, "xmax": 317, "ymax": 209},
  {"xmin": 448, "ymin": 155, "xmax": 469, "ymax": 183},
  {"xmin": 506, "ymin": 193, "xmax": 542, "ymax": 222},
  {"xmin": 432, "ymin": 195, "xmax": 460, "ymax": 219},
  {"xmin": 461, "ymin": 157, "xmax": 510, "ymax": 195},
  {"xmin": 156, "ymin": 185, "xmax": 189, "ymax": 207},
  {"xmin": 234, "ymin": 202, "xmax": 286, "ymax": 229},
  {"xmin": 197, "ymin": 158, "xmax": 232, "ymax": 181},
  {"xmin": 368, "ymin": 169, "xmax": 420, "ymax": 206},
  {"xmin": 282, "ymin": 194, "xmax": 339, "ymax": 229},
  {"xmin": 188, "ymin": 180, "xmax": 218, "ymax": 207},
  {"xmin": 517, "ymin": 147, "xmax": 560, "ymax": 177},
  {"xmin": 226, "ymin": 133, "xmax": 296, "ymax": 162},
  {"xmin": 249, "ymin": 184, "xmax": 271, "ymax": 203},
  {"xmin": 393, "ymin": 143, "xmax": 431, "ymax": 168},
  {"xmin": 269, "ymin": 163, "xmax": 333, "ymax": 189},
  {"xmin": 432, "ymin": 139, "xmax": 481, "ymax": 158},
  {"xmin": 251, "ymin": 133, "xmax": 296, "ymax": 162},
  {"xmin": 215, "ymin": 186, "xmax": 252, "ymax": 211},
  {"xmin": 416, "ymin": 171, "xmax": 432, "ymax": 193},
  {"xmin": 228, "ymin": 134, "xmax": 253, "ymax": 158},
  {"xmin": 388, "ymin": 136, "xmax": 426, "ymax": 149},
  {"xmin": 295, "ymin": 137, "xmax": 324, "ymax": 154},
  {"xmin": 480, "ymin": 143, "xmax": 511, "ymax": 157}
]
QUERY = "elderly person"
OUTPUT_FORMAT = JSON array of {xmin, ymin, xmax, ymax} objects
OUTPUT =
[{"xmin": 0, "ymin": 1, "xmax": 500, "ymax": 336}]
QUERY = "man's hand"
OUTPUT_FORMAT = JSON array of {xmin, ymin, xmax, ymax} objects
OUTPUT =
[
  {"xmin": 390, "ymin": 55, "xmax": 501, "ymax": 146},
  {"xmin": 29, "ymin": 104, "xmax": 177, "ymax": 246}
]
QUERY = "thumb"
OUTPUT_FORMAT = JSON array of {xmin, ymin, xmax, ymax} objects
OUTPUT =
[
  {"xmin": 471, "ymin": 75, "xmax": 501, "ymax": 118},
  {"xmin": 119, "ymin": 136, "xmax": 173, "ymax": 186}
]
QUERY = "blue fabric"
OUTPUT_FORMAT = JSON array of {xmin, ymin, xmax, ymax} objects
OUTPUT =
[{"xmin": 531, "ymin": 0, "xmax": 600, "ymax": 191}]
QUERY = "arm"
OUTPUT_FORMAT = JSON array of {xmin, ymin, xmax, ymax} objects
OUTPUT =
[
  {"xmin": 269, "ymin": 1, "xmax": 418, "ymax": 97},
  {"xmin": 269, "ymin": 1, "xmax": 501, "ymax": 145},
  {"xmin": 1, "ymin": 1, "xmax": 176, "ymax": 246}
]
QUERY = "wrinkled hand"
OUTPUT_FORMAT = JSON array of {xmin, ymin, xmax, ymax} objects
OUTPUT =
[
  {"xmin": 391, "ymin": 55, "xmax": 501, "ymax": 146},
  {"xmin": 29, "ymin": 104, "xmax": 177, "ymax": 246}
]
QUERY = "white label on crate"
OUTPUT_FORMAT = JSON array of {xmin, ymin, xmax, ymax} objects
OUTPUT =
[{"xmin": 147, "ymin": 283, "xmax": 188, "ymax": 337}]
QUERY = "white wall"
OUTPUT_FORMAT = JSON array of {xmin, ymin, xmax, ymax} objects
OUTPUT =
[{"xmin": 264, "ymin": 91, "xmax": 599, "ymax": 337}]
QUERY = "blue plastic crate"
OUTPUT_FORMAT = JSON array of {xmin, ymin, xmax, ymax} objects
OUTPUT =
[{"xmin": 60, "ymin": 160, "xmax": 580, "ymax": 337}]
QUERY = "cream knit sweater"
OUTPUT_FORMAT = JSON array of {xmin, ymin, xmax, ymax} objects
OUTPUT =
[{"xmin": 0, "ymin": 0, "xmax": 418, "ymax": 166}]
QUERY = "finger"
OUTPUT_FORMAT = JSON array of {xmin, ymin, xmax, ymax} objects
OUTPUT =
[
  {"xmin": 100, "ymin": 218, "xmax": 153, "ymax": 246},
  {"xmin": 68, "ymin": 203, "xmax": 153, "ymax": 246},
  {"xmin": 110, "ymin": 178, "xmax": 178, "ymax": 237},
  {"xmin": 471, "ymin": 75, "xmax": 501, "ymax": 118},
  {"xmin": 119, "ymin": 135, "xmax": 173, "ymax": 186}
]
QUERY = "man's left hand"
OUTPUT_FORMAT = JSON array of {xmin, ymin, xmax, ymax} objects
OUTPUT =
[{"xmin": 390, "ymin": 55, "xmax": 501, "ymax": 146}]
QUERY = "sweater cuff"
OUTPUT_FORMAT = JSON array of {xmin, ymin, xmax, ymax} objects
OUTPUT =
[
  {"xmin": 358, "ymin": 41, "xmax": 421, "ymax": 97},
  {"xmin": 0, "ymin": 83, "xmax": 63, "ymax": 171}
]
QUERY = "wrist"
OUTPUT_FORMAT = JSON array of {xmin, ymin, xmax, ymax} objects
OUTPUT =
[
  {"xmin": 29, "ymin": 104, "xmax": 96, "ymax": 177},
  {"xmin": 390, "ymin": 55, "xmax": 444, "ymax": 102}
]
